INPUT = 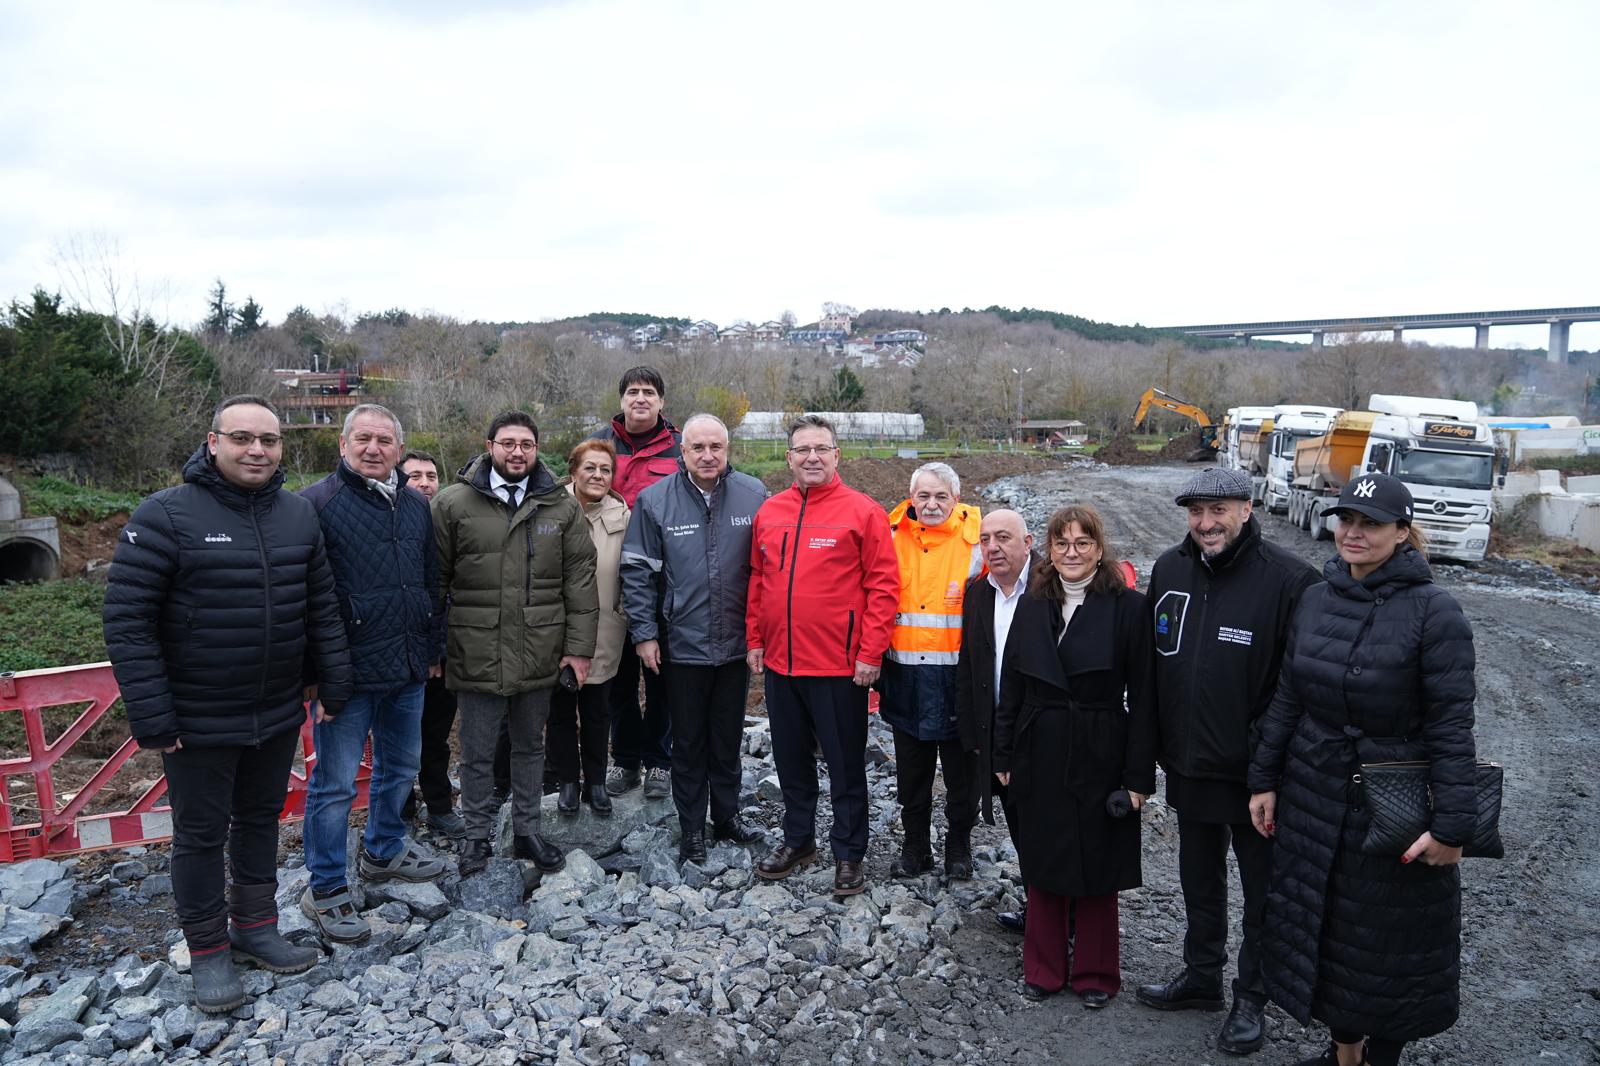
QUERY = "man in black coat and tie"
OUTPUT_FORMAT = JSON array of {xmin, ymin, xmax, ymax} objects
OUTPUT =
[{"xmin": 952, "ymin": 508, "xmax": 1035, "ymax": 932}]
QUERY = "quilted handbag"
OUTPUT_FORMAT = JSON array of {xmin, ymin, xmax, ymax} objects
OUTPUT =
[{"xmin": 1358, "ymin": 760, "xmax": 1505, "ymax": 859}]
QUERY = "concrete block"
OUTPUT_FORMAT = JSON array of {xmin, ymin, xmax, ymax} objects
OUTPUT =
[
  {"xmin": 1565, "ymin": 475, "xmax": 1600, "ymax": 496},
  {"xmin": 1537, "ymin": 469, "xmax": 1565, "ymax": 492}
]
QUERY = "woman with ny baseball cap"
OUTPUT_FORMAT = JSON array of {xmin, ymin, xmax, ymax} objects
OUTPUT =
[{"xmin": 1244, "ymin": 472, "xmax": 1481, "ymax": 1066}]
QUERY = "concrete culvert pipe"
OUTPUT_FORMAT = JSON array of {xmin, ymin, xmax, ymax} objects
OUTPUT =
[{"xmin": 0, "ymin": 537, "xmax": 60, "ymax": 583}]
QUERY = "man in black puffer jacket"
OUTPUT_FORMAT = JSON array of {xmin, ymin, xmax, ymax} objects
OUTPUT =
[
  {"xmin": 103, "ymin": 395, "xmax": 353, "ymax": 1013},
  {"xmin": 299, "ymin": 404, "xmax": 446, "ymax": 945},
  {"xmin": 1135, "ymin": 468, "xmax": 1317, "ymax": 1056}
]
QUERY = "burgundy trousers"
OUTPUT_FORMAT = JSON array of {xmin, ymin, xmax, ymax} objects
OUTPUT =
[{"xmin": 1023, "ymin": 886, "xmax": 1121, "ymax": 996}]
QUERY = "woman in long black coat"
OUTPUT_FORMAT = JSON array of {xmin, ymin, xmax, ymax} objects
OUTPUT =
[
  {"xmin": 993, "ymin": 504, "xmax": 1156, "ymax": 1008},
  {"xmin": 1247, "ymin": 473, "xmax": 1477, "ymax": 1066}
]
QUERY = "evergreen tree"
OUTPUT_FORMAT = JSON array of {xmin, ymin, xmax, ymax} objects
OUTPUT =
[
  {"xmin": 232, "ymin": 296, "xmax": 265, "ymax": 338},
  {"xmin": 203, "ymin": 278, "xmax": 234, "ymax": 337}
]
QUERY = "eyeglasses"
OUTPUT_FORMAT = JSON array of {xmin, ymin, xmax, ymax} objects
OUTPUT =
[
  {"xmin": 493, "ymin": 439, "xmax": 538, "ymax": 453},
  {"xmin": 788, "ymin": 445, "xmax": 837, "ymax": 457},
  {"xmin": 220, "ymin": 430, "xmax": 283, "ymax": 448},
  {"xmin": 1055, "ymin": 539, "xmax": 1098, "ymax": 556}
]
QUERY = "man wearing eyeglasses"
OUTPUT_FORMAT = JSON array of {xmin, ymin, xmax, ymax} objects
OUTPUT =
[
  {"xmin": 299, "ymin": 404, "xmax": 446, "ymax": 944},
  {"xmin": 432, "ymin": 411, "xmax": 599, "ymax": 878},
  {"xmin": 747, "ymin": 414, "xmax": 899, "ymax": 896},
  {"xmin": 104, "ymin": 394, "xmax": 353, "ymax": 1013}
]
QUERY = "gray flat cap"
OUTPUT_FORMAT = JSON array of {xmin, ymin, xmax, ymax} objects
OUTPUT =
[{"xmin": 1174, "ymin": 467, "xmax": 1252, "ymax": 505}]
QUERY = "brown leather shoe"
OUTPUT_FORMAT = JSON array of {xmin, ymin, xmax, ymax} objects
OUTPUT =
[
  {"xmin": 833, "ymin": 859, "xmax": 866, "ymax": 896},
  {"xmin": 756, "ymin": 842, "xmax": 817, "ymax": 880}
]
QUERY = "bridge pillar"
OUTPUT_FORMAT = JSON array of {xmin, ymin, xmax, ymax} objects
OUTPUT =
[
  {"xmin": 1548, "ymin": 320, "xmax": 1570, "ymax": 364},
  {"xmin": 1310, "ymin": 330, "xmax": 1324, "ymax": 351},
  {"xmin": 1475, "ymin": 323, "xmax": 1491, "ymax": 349},
  {"xmin": 1392, "ymin": 328, "xmax": 1404, "ymax": 343}
]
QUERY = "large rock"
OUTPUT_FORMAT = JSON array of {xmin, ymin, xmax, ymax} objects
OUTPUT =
[
  {"xmin": 363, "ymin": 879, "xmax": 450, "ymax": 921},
  {"xmin": 496, "ymin": 788, "xmax": 675, "ymax": 858},
  {"xmin": 0, "ymin": 859, "xmax": 66, "ymax": 911},
  {"xmin": 14, "ymin": 973, "xmax": 95, "ymax": 1029},
  {"xmin": 0, "ymin": 903, "xmax": 70, "ymax": 956},
  {"xmin": 458, "ymin": 859, "xmax": 525, "ymax": 920}
]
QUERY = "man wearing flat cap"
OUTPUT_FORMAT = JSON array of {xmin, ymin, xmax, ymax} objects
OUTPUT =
[{"xmin": 1135, "ymin": 468, "xmax": 1317, "ymax": 1057}]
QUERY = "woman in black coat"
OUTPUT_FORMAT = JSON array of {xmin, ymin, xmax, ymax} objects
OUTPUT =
[
  {"xmin": 1247, "ymin": 474, "xmax": 1478, "ymax": 1066},
  {"xmin": 993, "ymin": 505, "xmax": 1156, "ymax": 1008}
]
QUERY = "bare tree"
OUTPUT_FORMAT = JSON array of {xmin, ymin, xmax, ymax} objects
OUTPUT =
[{"xmin": 52, "ymin": 233, "xmax": 189, "ymax": 400}]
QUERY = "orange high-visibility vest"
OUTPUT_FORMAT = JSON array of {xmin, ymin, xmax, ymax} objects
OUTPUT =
[{"xmin": 885, "ymin": 499, "xmax": 984, "ymax": 667}]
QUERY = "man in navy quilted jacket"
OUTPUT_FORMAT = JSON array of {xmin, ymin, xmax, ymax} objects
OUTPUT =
[{"xmin": 300, "ymin": 403, "xmax": 445, "ymax": 944}]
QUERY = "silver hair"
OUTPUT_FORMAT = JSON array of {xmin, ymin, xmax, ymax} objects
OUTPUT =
[
  {"xmin": 342, "ymin": 403, "xmax": 404, "ymax": 443},
  {"xmin": 909, "ymin": 461, "xmax": 960, "ymax": 499},
  {"xmin": 786, "ymin": 413, "xmax": 837, "ymax": 447},
  {"xmin": 681, "ymin": 412, "xmax": 730, "ymax": 438}
]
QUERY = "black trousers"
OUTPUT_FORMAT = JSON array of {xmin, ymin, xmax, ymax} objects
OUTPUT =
[
  {"xmin": 1331, "ymin": 1029, "xmax": 1405, "ymax": 1066},
  {"xmin": 1177, "ymin": 816, "xmax": 1273, "ymax": 1002},
  {"xmin": 765, "ymin": 672, "xmax": 868, "ymax": 861},
  {"xmin": 666, "ymin": 661, "xmax": 749, "ymax": 831},
  {"xmin": 610, "ymin": 643, "xmax": 671, "ymax": 771},
  {"xmin": 415, "ymin": 675, "xmax": 458, "ymax": 814},
  {"xmin": 891, "ymin": 729, "xmax": 976, "ymax": 847},
  {"xmin": 548, "ymin": 678, "xmax": 611, "ymax": 786},
  {"xmin": 161, "ymin": 726, "xmax": 299, "ymax": 950}
]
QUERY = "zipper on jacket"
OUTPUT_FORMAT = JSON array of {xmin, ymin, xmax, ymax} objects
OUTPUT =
[
  {"xmin": 778, "ymin": 531, "xmax": 789, "ymax": 571},
  {"xmin": 248, "ymin": 493, "xmax": 269, "ymax": 746},
  {"xmin": 1186, "ymin": 573, "xmax": 1212, "ymax": 755},
  {"xmin": 524, "ymin": 505, "xmax": 535, "ymax": 607},
  {"xmin": 784, "ymin": 490, "xmax": 809, "ymax": 671},
  {"xmin": 844, "ymin": 610, "xmax": 855, "ymax": 670}
]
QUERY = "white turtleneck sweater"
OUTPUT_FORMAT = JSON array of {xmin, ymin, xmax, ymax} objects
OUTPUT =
[{"xmin": 1058, "ymin": 572, "xmax": 1094, "ymax": 641}]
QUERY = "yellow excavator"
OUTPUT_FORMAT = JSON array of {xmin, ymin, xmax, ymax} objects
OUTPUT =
[{"xmin": 1132, "ymin": 388, "xmax": 1220, "ymax": 461}]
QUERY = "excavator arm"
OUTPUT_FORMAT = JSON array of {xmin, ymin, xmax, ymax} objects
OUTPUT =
[{"xmin": 1133, "ymin": 388, "xmax": 1213, "ymax": 430}]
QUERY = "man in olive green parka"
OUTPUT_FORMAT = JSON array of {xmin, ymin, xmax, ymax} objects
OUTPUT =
[{"xmin": 432, "ymin": 411, "xmax": 598, "ymax": 875}]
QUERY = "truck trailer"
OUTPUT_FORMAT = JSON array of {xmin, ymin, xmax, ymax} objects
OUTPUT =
[
  {"xmin": 1285, "ymin": 395, "xmax": 1494, "ymax": 562},
  {"xmin": 1263, "ymin": 405, "xmax": 1342, "ymax": 512}
]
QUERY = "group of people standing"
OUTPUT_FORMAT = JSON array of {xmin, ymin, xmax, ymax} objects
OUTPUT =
[{"xmin": 103, "ymin": 372, "xmax": 1481, "ymax": 1066}]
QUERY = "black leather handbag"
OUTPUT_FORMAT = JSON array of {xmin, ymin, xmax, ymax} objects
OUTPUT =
[{"xmin": 1358, "ymin": 760, "xmax": 1505, "ymax": 859}]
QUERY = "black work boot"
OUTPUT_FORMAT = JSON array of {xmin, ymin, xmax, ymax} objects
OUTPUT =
[
  {"xmin": 944, "ymin": 827, "xmax": 974, "ymax": 880},
  {"xmin": 229, "ymin": 882, "xmax": 319, "ymax": 974},
  {"xmin": 185, "ymin": 916, "xmax": 245, "ymax": 1014},
  {"xmin": 890, "ymin": 813, "xmax": 935, "ymax": 878},
  {"xmin": 1217, "ymin": 994, "xmax": 1267, "ymax": 1055}
]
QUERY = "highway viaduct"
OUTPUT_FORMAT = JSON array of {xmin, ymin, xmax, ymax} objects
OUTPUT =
[{"xmin": 1161, "ymin": 305, "xmax": 1600, "ymax": 363}]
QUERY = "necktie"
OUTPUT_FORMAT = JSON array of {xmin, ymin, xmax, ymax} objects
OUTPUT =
[{"xmin": 504, "ymin": 484, "xmax": 520, "ymax": 510}]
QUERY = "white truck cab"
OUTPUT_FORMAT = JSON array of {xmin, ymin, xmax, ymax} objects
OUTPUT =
[
  {"xmin": 1264, "ymin": 406, "xmax": 1341, "ymax": 513},
  {"xmin": 1358, "ymin": 395, "xmax": 1495, "ymax": 562}
]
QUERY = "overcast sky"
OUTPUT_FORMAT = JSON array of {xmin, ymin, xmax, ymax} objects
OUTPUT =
[{"xmin": 2, "ymin": 0, "xmax": 1596, "ymax": 348}]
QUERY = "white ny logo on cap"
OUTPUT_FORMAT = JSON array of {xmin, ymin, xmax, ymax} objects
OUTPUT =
[{"xmin": 1352, "ymin": 479, "xmax": 1377, "ymax": 498}]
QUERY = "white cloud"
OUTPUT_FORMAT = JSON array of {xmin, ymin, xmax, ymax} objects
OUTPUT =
[{"xmin": 1, "ymin": 0, "xmax": 1596, "ymax": 345}]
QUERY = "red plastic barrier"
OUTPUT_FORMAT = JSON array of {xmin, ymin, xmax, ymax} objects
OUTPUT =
[{"xmin": 0, "ymin": 663, "xmax": 368, "ymax": 862}]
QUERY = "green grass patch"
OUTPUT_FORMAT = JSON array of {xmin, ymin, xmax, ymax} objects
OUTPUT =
[
  {"xmin": 1527, "ymin": 454, "xmax": 1600, "ymax": 476},
  {"xmin": 19, "ymin": 476, "xmax": 145, "ymax": 522},
  {"xmin": 0, "ymin": 578, "xmax": 107, "ymax": 673}
]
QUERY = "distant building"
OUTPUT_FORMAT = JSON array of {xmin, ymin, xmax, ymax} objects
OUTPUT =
[
  {"xmin": 1017, "ymin": 419, "xmax": 1087, "ymax": 447},
  {"xmin": 820, "ymin": 302, "xmax": 856, "ymax": 333},
  {"xmin": 735, "ymin": 411, "xmax": 925, "ymax": 441},
  {"xmin": 787, "ymin": 328, "xmax": 847, "ymax": 346},
  {"xmin": 872, "ymin": 328, "xmax": 926, "ymax": 348},
  {"xmin": 630, "ymin": 323, "xmax": 666, "ymax": 347},
  {"xmin": 719, "ymin": 322, "xmax": 752, "ymax": 343},
  {"xmin": 272, "ymin": 368, "xmax": 364, "ymax": 427},
  {"xmin": 751, "ymin": 321, "xmax": 786, "ymax": 343},
  {"xmin": 682, "ymin": 319, "xmax": 719, "ymax": 341}
]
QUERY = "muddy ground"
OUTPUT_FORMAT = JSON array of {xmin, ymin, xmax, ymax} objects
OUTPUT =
[{"xmin": 954, "ymin": 459, "xmax": 1600, "ymax": 1065}]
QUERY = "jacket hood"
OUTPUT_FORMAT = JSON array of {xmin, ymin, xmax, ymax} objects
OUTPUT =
[
  {"xmin": 562, "ymin": 478, "xmax": 628, "ymax": 510},
  {"xmin": 609, "ymin": 412, "xmax": 679, "ymax": 445},
  {"xmin": 458, "ymin": 451, "xmax": 560, "ymax": 498},
  {"xmin": 182, "ymin": 441, "xmax": 286, "ymax": 497},
  {"xmin": 887, "ymin": 498, "xmax": 980, "ymax": 535},
  {"xmin": 1323, "ymin": 542, "xmax": 1432, "ymax": 599}
]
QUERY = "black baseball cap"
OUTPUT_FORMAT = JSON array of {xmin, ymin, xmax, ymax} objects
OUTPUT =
[{"xmin": 1332, "ymin": 472, "xmax": 1414, "ymax": 525}]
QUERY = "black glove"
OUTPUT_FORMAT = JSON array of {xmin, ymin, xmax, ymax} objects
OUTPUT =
[{"xmin": 1105, "ymin": 789, "xmax": 1135, "ymax": 818}]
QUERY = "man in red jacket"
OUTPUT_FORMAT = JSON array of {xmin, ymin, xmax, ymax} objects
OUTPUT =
[
  {"xmin": 588, "ymin": 366, "xmax": 682, "ymax": 801},
  {"xmin": 747, "ymin": 414, "xmax": 899, "ymax": 896}
]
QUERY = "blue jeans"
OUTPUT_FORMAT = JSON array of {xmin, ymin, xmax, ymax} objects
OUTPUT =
[{"xmin": 304, "ymin": 681, "xmax": 424, "ymax": 894}]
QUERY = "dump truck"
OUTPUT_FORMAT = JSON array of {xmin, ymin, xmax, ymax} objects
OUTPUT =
[
  {"xmin": 1286, "ymin": 395, "xmax": 1494, "ymax": 562},
  {"xmin": 1263, "ymin": 405, "xmax": 1342, "ymax": 512},
  {"xmin": 1218, "ymin": 406, "xmax": 1278, "ymax": 476}
]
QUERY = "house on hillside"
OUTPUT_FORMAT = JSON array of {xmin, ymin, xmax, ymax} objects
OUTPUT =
[
  {"xmin": 682, "ymin": 320, "xmax": 719, "ymax": 342},
  {"xmin": 750, "ymin": 321, "xmax": 786, "ymax": 344},
  {"xmin": 273, "ymin": 368, "xmax": 364, "ymax": 426},
  {"xmin": 820, "ymin": 302, "xmax": 855, "ymax": 333},
  {"xmin": 719, "ymin": 322, "xmax": 752, "ymax": 344}
]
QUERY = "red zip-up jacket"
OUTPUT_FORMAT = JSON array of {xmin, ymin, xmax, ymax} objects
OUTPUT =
[
  {"xmin": 746, "ymin": 474, "xmax": 899, "ymax": 677},
  {"xmin": 587, "ymin": 415, "xmax": 682, "ymax": 508}
]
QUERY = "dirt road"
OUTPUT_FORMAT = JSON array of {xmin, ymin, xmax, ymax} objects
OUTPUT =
[{"xmin": 964, "ymin": 458, "xmax": 1600, "ymax": 1065}]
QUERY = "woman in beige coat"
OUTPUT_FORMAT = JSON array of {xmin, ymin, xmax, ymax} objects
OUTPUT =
[{"xmin": 549, "ymin": 439, "xmax": 630, "ymax": 816}]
